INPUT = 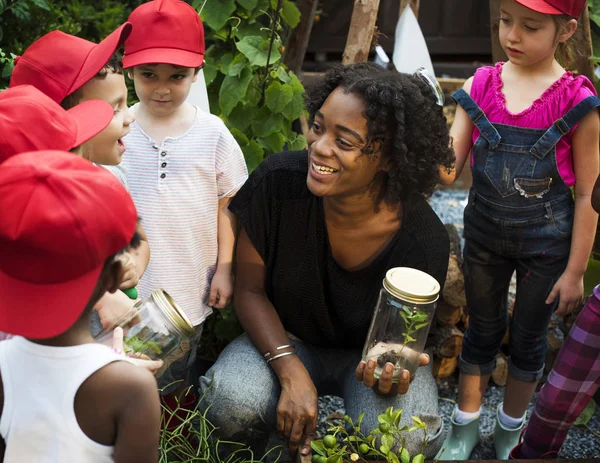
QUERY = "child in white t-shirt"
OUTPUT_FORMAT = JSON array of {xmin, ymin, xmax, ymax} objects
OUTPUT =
[{"xmin": 121, "ymin": 0, "xmax": 248, "ymax": 397}]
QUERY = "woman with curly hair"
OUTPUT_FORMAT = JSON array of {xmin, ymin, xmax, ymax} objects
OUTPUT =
[{"xmin": 200, "ymin": 62, "xmax": 455, "ymax": 460}]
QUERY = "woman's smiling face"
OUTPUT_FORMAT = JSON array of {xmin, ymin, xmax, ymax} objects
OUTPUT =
[{"xmin": 306, "ymin": 87, "xmax": 386, "ymax": 199}]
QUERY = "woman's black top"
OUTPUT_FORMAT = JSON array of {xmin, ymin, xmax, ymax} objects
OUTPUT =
[{"xmin": 230, "ymin": 151, "xmax": 449, "ymax": 349}]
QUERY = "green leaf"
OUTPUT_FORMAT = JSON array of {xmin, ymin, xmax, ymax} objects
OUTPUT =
[
  {"xmin": 265, "ymin": 81, "xmax": 294, "ymax": 113},
  {"xmin": 414, "ymin": 322, "xmax": 430, "ymax": 330},
  {"xmin": 251, "ymin": 106, "xmax": 283, "ymax": 137},
  {"xmin": 258, "ymin": 132, "xmax": 285, "ymax": 153},
  {"xmin": 219, "ymin": 67, "xmax": 253, "ymax": 116},
  {"xmin": 236, "ymin": 35, "xmax": 281, "ymax": 67},
  {"xmin": 380, "ymin": 445, "xmax": 390, "ymax": 454},
  {"xmin": 404, "ymin": 335, "xmax": 416, "ymax": 343},
  {"xmin": 411, "ymin": 416, "xmax": 425, "ymax": 426},
  {"xmin": 381, "ymin": 433, "xmax": 394, "ymax": 449},
  {"xmin": 280, "ymin": 0, "xmax": 301, "ymax": 28},
  {"xmin": 282, "ymin": 93, "xmax": 305, "ymax": 120},
  {"xmin": 400, "ymin": 447, "xmax": 410, "ymax": 463},
  {"xmin": 388, "ymin": 453, "xmax": 400, "ymax": 463},
  {"xmin": 237, "ymin": 0, "xmax": 259, "ymax": 11},
  {"xmin": 243, "ymin": 140, "xmax": 264, "ymax": 172},
  {"xmin": 378, "ymin": 414, "xmax": 393, "ymax": 426},
  {"xmin": 29, "ymin": 0, "xmax": 50, "ymax": 10},
  {"xmin": 233, "ymin": 21, "xmax": 264, "ymax": 40},
  {"xmin": 310, "ymin": 440, "xmax": 327, "ymax": 456},
  {"xmin": 412, "ymin": 454, "xmax": 425, "ymax": 463},
  {"xmin": 200, "ymin": 0, "xmax": 236, "ymax": 31},
  {"xmin": 230, "ymin": 128, "xmax": 250, "ymax": 147},
  {"xmin": 227, "ymin": 53, "xmax": 248, "ymax": 76},
  {"xmin": 2, "ymin": 61, "xmax": 13, "ymax": 79},
  {"xmin": 574, "ymin": 399, "xmax": 597, "ymax": 427},
  {"xmin": 357, "ymin": 412, "xmax": 365, "ymax": 431},
  {"xmin": 228, "ymin": 104, "xmax": 255, "ymax": 131},
  {"xmin": 219, "ymin": 53, "xmax": 235, "ymax": 75},
  {"xmin": 203, "ymin": 61, "xmax": 218, "ymax": 86},
  {"xmin": 245, "ymin": 77, "xmax": 262, "ymax": 106},
  {"xmin": 288, "ymin": 134, "xmax": 307, "ymax": 151}
]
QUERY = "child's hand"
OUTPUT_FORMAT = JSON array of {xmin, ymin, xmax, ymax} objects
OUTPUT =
[
  {"xmin": 546, "ymin": 271, "xmax": 584, "ymax": 316},
  {"xmin": 112, "ymin": 327, "xmax": 164, "ymax": 374},
  {"xmin": 209, "ymin": 268, "xmax": 233, "ymax": 309},
  {"xmin": 95, "ymin": 290, "xmax": 138, "ymax": 330},
  {"xmin": 118, "ymin": 252, "xmax": 139, "ymax": 290}
]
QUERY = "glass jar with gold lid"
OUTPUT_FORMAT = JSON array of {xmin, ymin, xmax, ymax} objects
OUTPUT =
[
  {"xmin": 94, "ymin": 289, "xmax": 195, "ymax": 377},
  {"xmin": 362, "ymin": 267, "xmax": 439, "ymax": 381}
]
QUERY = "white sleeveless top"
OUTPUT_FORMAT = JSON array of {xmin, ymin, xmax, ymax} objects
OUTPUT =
[{"xmin": 0, "ymin": 337, "xmax": 124, "ymax": 462}]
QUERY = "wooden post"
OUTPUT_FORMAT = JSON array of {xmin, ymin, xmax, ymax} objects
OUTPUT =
[
  {"xmin": 490, "ymin": 0, "xmax": 507, "ymax": 63},
  {"xmin": 283, "ymin": 0, "xmax": 319, "ymax": 75},
  {"xmin": 575, "ymin": 6, "xmax": 595, "ymax": 81},
  {"xmin": 399, "ymin": 0, "xmax": 420, "ymax": 17},
  {"xmin": 342, "ymin": 0, "xmax": 382, "ymax": 64}
]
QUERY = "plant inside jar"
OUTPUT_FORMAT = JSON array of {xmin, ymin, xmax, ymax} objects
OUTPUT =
[
  {"xmin": 123, "ymin": 326, "xmax": 178, "ymax": 359},
  {"xmin": 371, "ymin": 307, "xmax": 430, "ymax": 376}
]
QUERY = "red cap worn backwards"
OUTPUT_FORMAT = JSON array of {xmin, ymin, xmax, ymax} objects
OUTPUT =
[
  {"xmin": 0, "ymin": 85, "xmax": 113, "ymax": 164},
  {"xmin": 515, "ymin": 0, "xmax": 587, "ymax": 18},
  {"xmin": 123, "ymin": 0, "xmax": 205, "ymax": 69},
  {"xmin": 0, "ymin": 151, "xmax": 138, "ymax": 339},
  {"xmin": 10, "ymin": 23, "xmax": 132, "ymax": 104}
]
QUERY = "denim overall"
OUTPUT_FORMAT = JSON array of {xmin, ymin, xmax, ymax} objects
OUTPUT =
[{"xmin": 453, "ymin": 89, "xmax": 600, "ymax": 382}]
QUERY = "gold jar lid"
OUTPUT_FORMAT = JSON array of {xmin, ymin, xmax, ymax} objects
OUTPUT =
[
  {"xmin": 152, "ymin": 289, "xmax": 195, "ymax": 336},
  {"xmin": 383, "ymin": 267, "xmax": 440, "ymax": 304}
]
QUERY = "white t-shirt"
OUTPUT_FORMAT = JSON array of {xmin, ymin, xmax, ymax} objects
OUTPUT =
[
  {"xmin": 122, "ymin": 106, "xmax": 248, "ymax": 325},
  {"xmin": 0, "ymin": 337, "xmax": 124, "ymax": 462}
]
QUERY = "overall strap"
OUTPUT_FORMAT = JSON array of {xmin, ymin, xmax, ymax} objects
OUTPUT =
[
  {"xmin": 452, "ymin": 88, "xmax": 501, "ymax": 149},
  {"xmin": 531, "ymin": 95, "xmax": 600, "ymax": 158}
]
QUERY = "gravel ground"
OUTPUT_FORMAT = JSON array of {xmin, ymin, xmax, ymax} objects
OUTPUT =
[{"xmin": 315, "ymin": 189, "xmax": 600, "ymax": 459}]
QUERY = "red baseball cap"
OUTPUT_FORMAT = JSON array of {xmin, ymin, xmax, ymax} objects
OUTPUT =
[
  {"xmin": 123, "ymin": 0, "xmax": 205, "ymax": 69},
  {"xmin": 515, "ymin": 0, "xmax": 587, "ymax": 17},
  {"xmin": 0, "ymin": 85, "xmax": 113, "ymax": 164},
  {"xmin": 10, "ymin": 23, "xmax": 132, "ymax": 104},
  {"xmin": 0, "ymin": 150, "xmax": 138, "ymax": 339}
]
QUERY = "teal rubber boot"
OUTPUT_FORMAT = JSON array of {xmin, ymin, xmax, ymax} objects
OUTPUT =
[
  {"xmin": 494, "ymin": 405, "xmax": 525, "ymax": 459},
  {"xmin": 435, "ymin": 411, "xmax": 480, "ymax": 460}
]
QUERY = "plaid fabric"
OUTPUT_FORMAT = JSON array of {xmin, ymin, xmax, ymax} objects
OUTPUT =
[{"xmin": 520, "ymin": 292, "xmax": 600, "ymax": 458}]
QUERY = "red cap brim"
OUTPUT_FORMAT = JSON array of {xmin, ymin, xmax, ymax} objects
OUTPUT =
[
  {"xmin": 67, "ymin": 99, "xmax": 114, "ymax": 149},
  {"xmin": 0, "ymin": 264, "xmax": 103, "ymax": 339},
  {"xmin": 122, "ymin": 47, "xmax": 204, "ymax": 69},
  {"xmin": 71, "ymin": 23, "xmax": 133, "ymax": 96},
  {"xmin": 514, "ymin": 0, "xmax": 563, "ymax": 14}
]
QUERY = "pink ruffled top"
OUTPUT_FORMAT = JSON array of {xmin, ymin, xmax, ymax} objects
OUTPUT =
[{"xmin": 469, "ymin": 62, "xmax": 597, "ymax": 186}]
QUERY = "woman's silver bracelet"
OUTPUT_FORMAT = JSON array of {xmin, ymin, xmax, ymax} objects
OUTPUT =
[
  {"xmin": 266, "ymin": 351, "xmax": 296, "ymax": 364},
  {"xmin": 263, "ymin": 344, "xmax": 293, "ymax": 359}
]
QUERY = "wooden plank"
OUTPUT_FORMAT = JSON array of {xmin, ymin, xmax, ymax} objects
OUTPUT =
[
  {"xmin": 575, "ymin": 6, "xmax": 595, "ymax": 80},
  {"xmin": 399, "ymin": 0, "xmax": 420, "ymax": 17},
  {"xmin": 283, "ymin": 0, "xmax": 319, "ymax": 74},
  {"xmin": 490, "ymin": 0, "xmax": 508, "ymax": 63},
  {"xmin": 342, "ymin": 0, "xmax": 382, "ymax": 64}
]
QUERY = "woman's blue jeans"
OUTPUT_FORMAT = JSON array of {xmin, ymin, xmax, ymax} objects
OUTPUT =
[{"xmin": 199, "ymin": 334, "xmax": 445, "ymax": 458}]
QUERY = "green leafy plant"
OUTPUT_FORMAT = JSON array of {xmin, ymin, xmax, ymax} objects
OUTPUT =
[
  {"xmin": 311, "ymin": 407, "xmax": 428, "ymax": 463},
  {"xmin": 160, "ymin": 384, "xmax": 283, "ymax": 462},
  {"xmin": 0, "ymin": 47, "xmax": 15, "ymax": 83},
  {"xmin": 197, "ymin": 0, "xmax": 307, "ymax": 171},
  {"xmin": 124, "ymin": 334, "xmax": 163, "ymax": 355},
  {"xmin": 397, "ymin": 308, "xmax": 429, "ymax": 353}
]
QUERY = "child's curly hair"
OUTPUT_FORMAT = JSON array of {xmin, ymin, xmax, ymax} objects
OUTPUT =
[{"xmin": 305, "ymin": 63, "xmax": 454, "ymax": 204}]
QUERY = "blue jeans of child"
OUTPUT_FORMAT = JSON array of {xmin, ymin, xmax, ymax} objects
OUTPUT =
[
  {"xmin": 461, "ymin": 236, "xmax": 569, "ymax": 382},
  {"xmin": 199, "ymin": 334, "xmax": 445, "ymax": 458}
]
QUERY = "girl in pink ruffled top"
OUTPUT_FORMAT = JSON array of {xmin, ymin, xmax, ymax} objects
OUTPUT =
[{"xmin": 438, "ymin": 0, "xmax": 600, "ymax": 460}]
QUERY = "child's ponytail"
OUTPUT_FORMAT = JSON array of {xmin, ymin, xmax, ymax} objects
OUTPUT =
[{"xmin": 554, "ymin": 15, "xmax": 586, "ymax": 71}]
